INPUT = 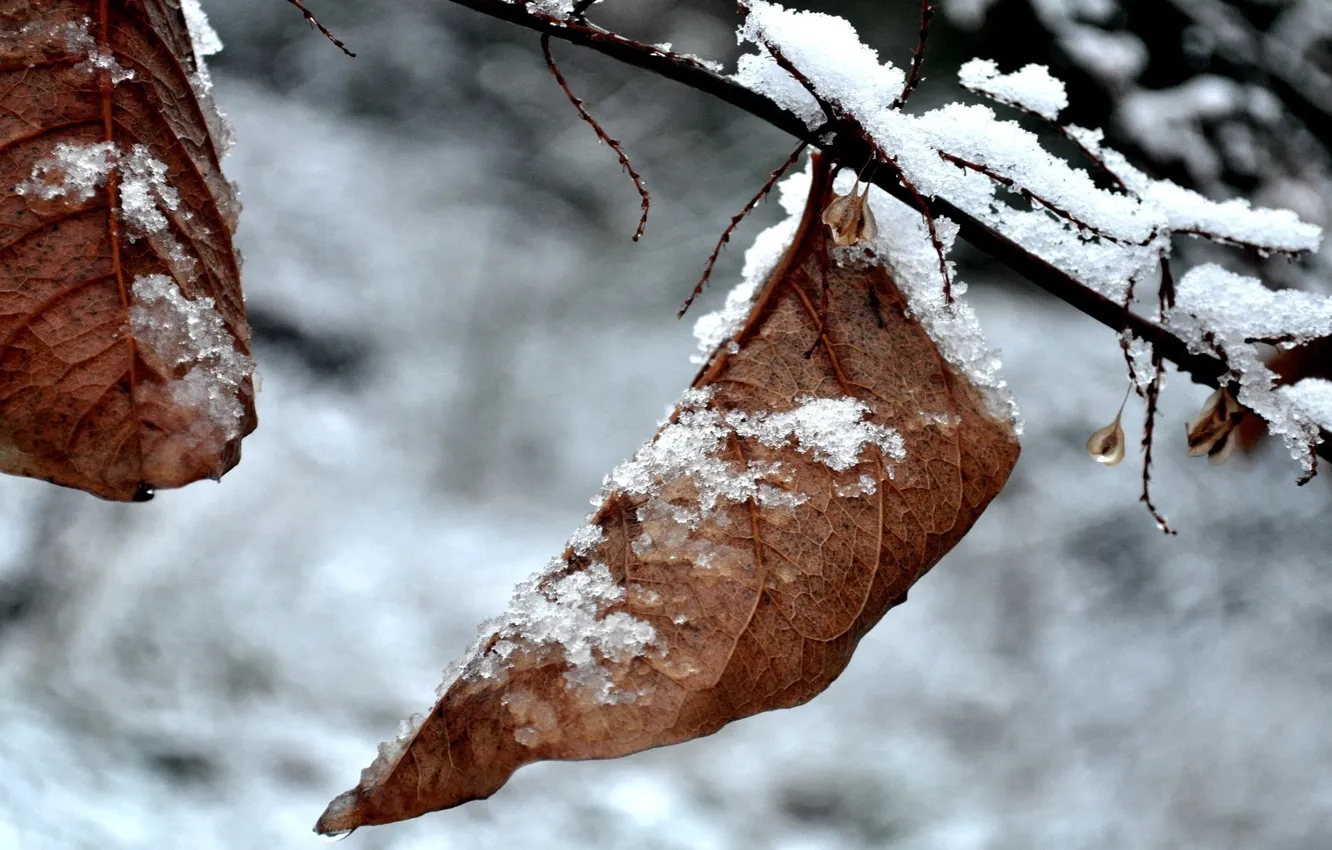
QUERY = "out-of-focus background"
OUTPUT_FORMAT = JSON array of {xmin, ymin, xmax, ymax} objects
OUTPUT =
[{"xmin": 2, "ymin": 0, "xmax": 1331, "ymax": 847}]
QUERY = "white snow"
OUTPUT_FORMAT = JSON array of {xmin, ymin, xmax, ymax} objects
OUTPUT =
[
  {"xmin": 14, "ymin": 141, "xmax": 117, "ymax": 203},
  {"xmin": 15, "ymin": 142, "xmax": 189, "ymax": 243},
  {"xmin": 854, "ymin": 171, "xmax": 1020, "ymax": 429},
  {"xmin": 181, "ymin": 0, "xmax": 235, "ymax": 157},
  {"xmin": 117, "ymin": 145, "xmax": 182, "ymax": 236},
  {"xmin": 1170, "ymin": 264, "xmax": 1332, "ymax": 471},
  {"xmin": 181, "ymin": 0, "xmax": 223, "ymax": 60},
  {"xmin": 425, "ymin": 555, "xmax": 664, "ymax": 709},
  {"xmin": 1069, "ymin": 126, "xmax": 1324, "ymax": 254},
  {"xmin": 526, "ymin": 0, "xmax": 576, "ymax": 19},
  {"xmin": 56, "ymin": 17, "xmax": 135, "ymax": 83},
  {"xmin": 129, "ymin": 274, "xmax": 255, "ymax": 439},
  {"xmin": 737, "ymin": 1, "xmax": 906, "ymax": 117},
  {"xmin": 1281, "ymin": 379, "xmax": 1332, "ymax": 432},
  {"xmin": 959, "ymin": 59, "xmax": 1069, "ymax": 120},
  {"xmin": 732, "ymin": 396, "xmax": 906, "ymax": 471},
  {"xmin": 599, "ymin": 387, "xmax": 905, "ymax": 528}
]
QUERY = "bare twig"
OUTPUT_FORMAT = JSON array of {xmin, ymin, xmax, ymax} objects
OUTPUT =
[
  {"xmin": 542, "ymin": 34, "xmax": 650, "ymax": 241},
  {"xmin": 896, "ymin": 0, "xmax": 934, "ymax": 108},
  {"xmin": 437, "ymin": 0, "xmax": 1332, "ymax": 466},
  {"xmin": 1118, "ymin": 276, "xmax": 1145, "ymax": 397},
  {"xmin": 283, "ymin": 0, "xmax": 355, "ymax": 57},
  {"xmin": 1140, "ymin": 349, "xmax": 1176, "ymax": 535},
  {"xmin": 680, "ymin": 141, "xmax": 808, "ymax": 317}
]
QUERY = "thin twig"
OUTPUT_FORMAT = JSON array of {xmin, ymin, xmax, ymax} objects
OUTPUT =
[
  {"xmin": 570, "ymin": 0, "xmax": 598, "ymax": 18},
  {"xmin": 1158, "ymin": 256, "xmax": 1177, "ymax": 311},
  {"xmin": 1140, "ymin": 349, "xmax": 1176, "ymax": 535},
  {"xmin": 1118, "ymin": 275, "xmax": 1145, "ymax": 397},
  {"xmin": 864, "ymin": 141, "xmax": 954, "ymax": 302},
  {"xmin": 680, "ymin": 140, "xmax": 808, "ymax": 317},
  {"xmin": 283, "ymin": 0, "xmax": 355, "ymax": 57},
  {"xmin": 542, "ymin": 34, "xmax": 650, "ymax": 241},
  {"xmin": 896, "ymin": 0, "xmax": 934, "ymax": 108}
]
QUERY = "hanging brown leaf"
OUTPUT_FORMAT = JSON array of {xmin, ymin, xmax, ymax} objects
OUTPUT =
[
  {"xmin": 316, "ymin": 154, "xmax": 1019, "ymax": 834},
  {"xmin": 0, "ymin": 0, "xmax": 254, "ymax": 501}
]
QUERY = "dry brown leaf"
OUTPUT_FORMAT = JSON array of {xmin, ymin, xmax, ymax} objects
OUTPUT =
[
  {"xmin": 0, "ymin": 0, "xmax": 254, "ymax": 501},
  {"xmin": 316, "ymin": 154, "xmax": 1019, "ymax": 834}
]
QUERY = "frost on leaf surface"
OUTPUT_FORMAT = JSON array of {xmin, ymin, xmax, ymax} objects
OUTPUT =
[
  {"xmin": 0, "ymin": 0, "xmax": 252, "ymax": 500},
  {"xmin": 180, "ymin": 0, "xmax": 235, "ymax": 156},
  {"xmin": 14, "ymin": 141, "xmax": 117, "ymax": 203},
  {"xmin": 129, "ymin": 275, "xmax": 256, "ymax": 441},
  {"xmin": 317, "ymin": 155, "xmax": 1019, "ymax": 833}
]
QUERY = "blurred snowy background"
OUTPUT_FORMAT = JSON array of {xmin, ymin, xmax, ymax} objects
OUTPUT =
[{"xmin": 2, "ymin": 0, "xmax": 1332, "ymax": 848}]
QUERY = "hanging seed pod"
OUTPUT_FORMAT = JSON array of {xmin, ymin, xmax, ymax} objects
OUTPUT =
[
  {"xmin": 1087, "ymin": 385, "xmax": 1131, "ymax": 466},
  {"xmin": 822, "ymin": 180, "xmax": 878, "ymax": 246},
  {"xmin": 1186, "ymin": 387, "xmax": 1243, "ymax": 464}
]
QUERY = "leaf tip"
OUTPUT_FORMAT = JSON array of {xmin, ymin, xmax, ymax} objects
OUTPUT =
[{"xmin": 314, "ymin": 789, "xmax": 364, "ymax": 837}]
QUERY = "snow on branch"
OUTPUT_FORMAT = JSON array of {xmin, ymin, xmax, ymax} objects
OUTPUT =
[
  {"xmin": 735, "ymin": 0, "xmax": 1327, "ymax": 477},
  {"xmin": 441, "ymin": 0, "xmax": 1332, "ymax": 474}
]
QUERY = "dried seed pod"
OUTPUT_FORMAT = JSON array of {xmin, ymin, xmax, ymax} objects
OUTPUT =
[
  {"xmin": 1087, "ymin": 418, "xmax": 1126, "ymax": 466},
  {"xmin": 822, "ymin": 180, "xmax": 878, "ymax": 246},
  {"xmin": 1186, "ymin": 387, "xmax": 1243, "ymax": 464},
  {"xmin": 1087, "ymin": 386, "xmax": 1130, "ymax": 466}
]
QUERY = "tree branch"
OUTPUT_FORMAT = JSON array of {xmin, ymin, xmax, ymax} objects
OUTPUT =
[{"xmin": 441, "ymin": 0, "xmax": 1331, "ymax": 465}]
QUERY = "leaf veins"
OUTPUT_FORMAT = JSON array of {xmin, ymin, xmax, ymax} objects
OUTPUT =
[{"xmin": 316, "ymin": 153, "xmax": 1020, "ymax": 832}]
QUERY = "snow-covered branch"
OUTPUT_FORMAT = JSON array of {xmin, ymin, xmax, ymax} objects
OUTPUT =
[{"xmin": 441, "ymin": 0, "xmax": 1332, "ymax": 471}]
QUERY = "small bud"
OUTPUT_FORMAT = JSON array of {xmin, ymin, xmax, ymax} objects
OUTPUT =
[
  {"xmin": 822, "ymin": 180, "xmax": 878, "ymax": 246},
  {"xmin": 1186, "ymin": 387, "xmax": 1243, "ymax": 464}
]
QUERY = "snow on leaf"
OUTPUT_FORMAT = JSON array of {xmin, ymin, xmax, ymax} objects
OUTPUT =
[
  {"xmin": 316, "ymin": 154, "xmax": 1019, "ymax": 833},
  {"xmin": 14, "ymin": 141, "xmax": 118, "ymax": 203},
  {"xmin": 129, "ymin": 275, "xmax": 256, "ymax": 441},
  {"xmin": 118, "ymin": 145, "xmax": 182, "ymax": 235}
]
